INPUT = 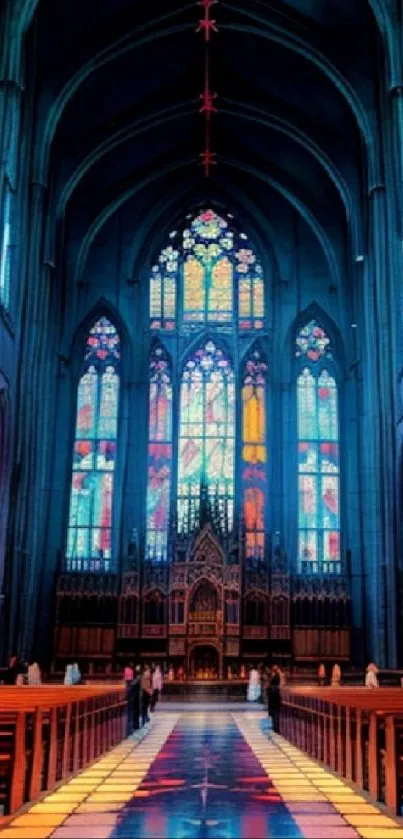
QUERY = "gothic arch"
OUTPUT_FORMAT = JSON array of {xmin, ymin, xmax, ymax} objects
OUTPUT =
[
  {"xmin": 283, "ymin": 302, "xmax": 346, "ymax": 382},
  {"xmin": 68, "ymin": 299, "xmax": 130, "ymax": 378}
]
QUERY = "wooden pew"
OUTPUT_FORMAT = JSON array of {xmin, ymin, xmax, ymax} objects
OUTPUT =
[
  {"xmin": 0, "ymin": 685, "xmax": 127, "ymax": 816},
  {"xmin": 279, "ymin": 686, "xmax": 403, "ymax": 814}
]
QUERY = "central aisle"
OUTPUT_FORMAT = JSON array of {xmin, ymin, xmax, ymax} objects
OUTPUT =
[{"xmin": 1, "ymin": 711, "xmax": 402, "ymax": 839}]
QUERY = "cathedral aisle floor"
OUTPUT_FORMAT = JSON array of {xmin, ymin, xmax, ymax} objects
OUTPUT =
[{"xmin": 1, "ymin": 710, "xmax": 403, "ymax": 839}]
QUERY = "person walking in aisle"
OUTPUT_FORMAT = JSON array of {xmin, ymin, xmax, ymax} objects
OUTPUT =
[
  {"xmin": 268, "ymin": 665, "xmax": 282, "ymax": 734},
  {"xmin": 150, "ymin": 664, "xmax": 163, "ymax": 712},
  {"xmin": 141, "ymin": 664, "xmax": 152, "ymax": 725},
  {"xmin": 132, "ymin": 665, "xmax": 141, "ymax": 731},
  {"xmin": 123, "ymin": 662, "xmax": 134, "ymax": 735}
]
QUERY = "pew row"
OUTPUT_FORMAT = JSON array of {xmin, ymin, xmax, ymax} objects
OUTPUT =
[
  {"xmin": 0, "ymin": 685, "xmax": 127, "ymax": 816},
  {"xmin": 280, "ymin": 686, "xmax": 403, "ymax": 815}
]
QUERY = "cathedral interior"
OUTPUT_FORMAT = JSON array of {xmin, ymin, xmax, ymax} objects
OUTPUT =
[
  {"xmin": 1, "ymin": 2, "xmax": 403, "ymax": 837},
  {"xmin": 0, "ymin": 0, "xmax": 403, "ymax": 677}
]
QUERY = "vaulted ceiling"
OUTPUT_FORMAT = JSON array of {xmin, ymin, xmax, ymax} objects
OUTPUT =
[{"xmin": 18, "ymin": 0, "xmax": 391, "ymax": 281}]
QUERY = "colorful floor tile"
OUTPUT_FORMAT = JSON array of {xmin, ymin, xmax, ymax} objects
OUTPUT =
[{"xmin": 1, "ymin": 710, "xmax": 403, "ymax": 839}]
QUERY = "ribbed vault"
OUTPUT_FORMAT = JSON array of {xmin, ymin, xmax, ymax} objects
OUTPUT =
[{"xmin": 7, "ymin": 0, "xmax": 395, "ymax": 290}]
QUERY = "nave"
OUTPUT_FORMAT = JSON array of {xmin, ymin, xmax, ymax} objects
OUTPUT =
[{"xmin": 1, "ymin": 710, "xmax": 402, "ymax": 839}]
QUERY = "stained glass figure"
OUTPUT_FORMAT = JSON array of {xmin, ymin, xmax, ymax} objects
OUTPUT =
[
  {"xmin": 241, "ymin": 349, "xmax": 268, "ymax": 560},
  {"xmin": 146, "ymin": 345, "xmax": 173, "ymax": 562},
  {"xmin": 150, "ymin": 209, "xmax": 264, "ymax": 329},
  {"xmin": 296, "ymin": 319, "xmax": 332, "ymax": 361},
  {"xmin": 297, "ymin": 358, "xmax": 340, "ymax": 573},
  {"xmin": 177, "ymin": 341, "xmax": 235, "ymax": 533},
  {"xmin": 66, "ymin": 318, "xmax": 120, "ymax": 572},
  {"xmin": 0, "ymin": 186, "xmax": 12, "ymax": 309}
]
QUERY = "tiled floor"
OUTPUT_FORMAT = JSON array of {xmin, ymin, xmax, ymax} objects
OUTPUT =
[{"xmin": 1, "ymin": 710, "xmax": 403, "ymax": 839}]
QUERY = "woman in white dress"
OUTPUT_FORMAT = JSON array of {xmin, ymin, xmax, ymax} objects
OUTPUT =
[{"xmin": 247, "ymin": 666, "xmax": 261, "ymax": 702}]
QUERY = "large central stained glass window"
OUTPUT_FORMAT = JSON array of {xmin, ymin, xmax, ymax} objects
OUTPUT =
[
  {"xmin": 146, "ymin": 208, "xmax": 267, "ymax": 561},
  {"xmin": 177, "ymin": 341, "xmax": 235, "ymax": 533}
]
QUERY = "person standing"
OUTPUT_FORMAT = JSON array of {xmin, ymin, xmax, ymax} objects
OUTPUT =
[
  {"xmin": 64, "ymin": 664, "xmax": 74, "ymax": 685},
  {"xmin": 141, "ymin": 664, "xmax": 152, "ymax": 725},
  {"xmin": 247, "ymin": 665, "xmax": 261, "ymax": 702},
  {"xmin": 150, "ymin": 664, "xmax": 163, "ymax": 712},
  {"xmin": 123, "ymin": 662, "xmax": 134, "ymax": 735},
  {"xmin": 72, "ymin": 663, "xmax": 82, "ymax": 685},
  {"xmin": 268, "ymin": 666, "xmax": 282, "ymax": 733},
  {"xmin": 331, "ymin": 662, "xmax": 341, "ymax": 686},
  {"xmin": 365, "ymin": 662, "xmax": 379, "ymax": 688},
  {"xmin": 132, "ymin": 665, "xmax": 141, "ymax": 731},
  {"xmin": 27, "ymin": 661, "xmax": 42, "ymax": 685},
  {"xmin": 318, "ymin": 663, "xmax": 326, "ymax": 686},
  {"xmin": 124, "ymin": 661, "xmax": 134, "ymax": 687},
  {"xmin": 5, "ymin": 656, "xmax": 19, "ymax": 685}
]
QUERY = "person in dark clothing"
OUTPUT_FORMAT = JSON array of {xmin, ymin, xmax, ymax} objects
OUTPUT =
[
  {"xmin": 268, "ymin": 666, "xmax": 282, "ymax": 734},
  {"xmin": 124, "ymin": 662, "xmax": 134, "ymax": 736},
  {"xmin": 5, "ymin": 656, "xmax": 19, "ymax": 685},
  {"xmin": 141, "ymin": 664, "xmax": 152, "ymax": 726},
  {"xmin": 132, "ymin": 666, "xmax": 141, "ymax": 731}
]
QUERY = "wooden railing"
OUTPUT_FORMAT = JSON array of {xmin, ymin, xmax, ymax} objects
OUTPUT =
[
  {"xmin": 0, "ymin": 685, "xmax": 127, "ymax": 816},
  {"xmin": 279, "ymin": 686, "xmax": 403, "ymax": 815}
]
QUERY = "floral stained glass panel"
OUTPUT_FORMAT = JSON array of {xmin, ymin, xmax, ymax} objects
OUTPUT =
[
  {"xmin": 66, "ymin": 318, "xmax": 120, "ymax": 572},
  {"xmin": 296, "ymin": 319, "xmax": 332, "ymax": 361},
  {"xmin": 177, "ymin": 341, "xmax": 235, "ymax": 533},
  {"xmin": 242, "ymin": 349, "xmax": 268, "ymax": 560},
  {"xmin": 150, "ymin": 208, "xmax": 264, "ymax": 330},
  {"xmin": 297, "ymin": 358, "xmax": 340, "ymax": 572},
  {"xmin": 146, "ymin": 346, "xmax": 173, "ymax": 562}
]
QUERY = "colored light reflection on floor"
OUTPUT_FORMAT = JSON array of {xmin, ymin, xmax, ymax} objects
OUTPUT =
[{"xmin": 0, "ymin": 711, "xmax": 402, "ymax": 838}]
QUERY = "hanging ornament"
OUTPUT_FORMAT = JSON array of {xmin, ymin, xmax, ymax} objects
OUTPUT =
[
  {"xmin": 195, "ymin": 1, "xmax": 219, "ymax": 177},
  {"xmin": 196, "ymin": 0, "xmax": 218, "ymax": 42}
]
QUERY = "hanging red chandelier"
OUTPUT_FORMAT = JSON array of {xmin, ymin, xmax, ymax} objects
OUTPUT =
[{"xmin": 196, "ymin": 0, "xmax": 218, "ymax": 177}]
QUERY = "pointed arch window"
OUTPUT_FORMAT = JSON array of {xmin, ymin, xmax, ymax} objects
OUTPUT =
[
  {"xmin": 66, "ymin": 317, "xmax": 120, "ymax": 572},
  {"xmin": 177, "ymin": 340, "xmax": 235, "ymax": 533},
  {"xmin": 145, "ymin": 345, "xmax": 173, "ymax": 562},
  {"xmin": 296, "ymin": 320, "xmax": 340, "ymax": 574},
  {"xmin": 241, "ymin": 349, "xmax": 268, "ymax": 560},
  {"xmin": 149, "ymin": 209, "xmax": 264, "ymax": 330}
]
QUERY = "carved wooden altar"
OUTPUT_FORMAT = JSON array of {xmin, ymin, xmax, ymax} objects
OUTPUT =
[{"xmin": 53, "ymin": 523, "xmax": 351, "ymax": 675}]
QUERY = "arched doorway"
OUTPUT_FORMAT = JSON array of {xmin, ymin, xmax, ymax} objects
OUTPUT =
[{"xmin": 190, "ymin": 645, "xmax": 219, "ymax": 679}]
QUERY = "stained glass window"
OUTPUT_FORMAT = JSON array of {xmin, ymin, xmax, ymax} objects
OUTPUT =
[
  {"xmin": 150, "ymin": 209, "xmax": 264, "ymax": 330},
  {"xmin": 66, "ymin": 317, "xmax": 120, "ymax": 572},
  {"xmin": 297, "ymin": 321, "xmax": 340, "ymax": 574},
  {"xmin": 0, "ymin": 186, "xmax": 12, "ymax": 309},
  {"xmin": 146, "ymin": 345, "xmax": 173, "ymax": 562},
  {"xmin": 296, "ymin": 319, "xmax": 332, "ymax": 361},
  {"xmin": 177, "ymin": 341, "xmax": 235, "ymax": 534},
  {"xmin": 242, "ymin": 349, "xmax": 268, "ymax": 560},
  {"xmin": 150, "ymin": 246, "xmax": 178, "ymax": 330}
]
